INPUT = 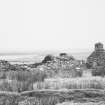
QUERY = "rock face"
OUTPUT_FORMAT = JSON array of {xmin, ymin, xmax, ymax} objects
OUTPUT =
[{"xmin": 86, "ymin": 42, "xmax": 105, "ymax": 68}]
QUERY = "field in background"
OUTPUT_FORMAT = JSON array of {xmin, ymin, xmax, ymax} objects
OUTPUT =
[
  {"xmin": 0, "ymin": 51, "xmax": 90, "ymax": 64},
  {"xmin": 0, "ymin": 53, "xmax": 44, "ymax": 64}
]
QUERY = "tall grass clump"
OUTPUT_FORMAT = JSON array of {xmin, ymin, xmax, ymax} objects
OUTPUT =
[
  {"xmin": 56, "ymin": 101, "xmax": 105, "ymax": 105},
  {"xmin": 33, "ymin": 77, "xmax": 105, "ymax": 90},
  {"xmin": 19, "ymin": 96, "xmax": 64, "ymax": 105},
  {"xmin": 0, "ymin": 71, "xmax": 6, "ymax": 79},
  {"xmin": 0, "ymin": 70, "xmax": 48, "ymax": 92},
  {"xmin": 6, "ymin": 70, "xmax": 47, "ymax": 82}
]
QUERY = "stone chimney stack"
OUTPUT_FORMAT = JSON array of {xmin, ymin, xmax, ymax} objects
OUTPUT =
[
  {"xmin": 95, "ymin": 42, "xmax": 104, "ymax": 52},
  {"xmin": 86, "ymin": 42, "xmax": 105, "ymax": 69}
]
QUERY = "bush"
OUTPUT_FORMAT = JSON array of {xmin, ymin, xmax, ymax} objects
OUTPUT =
[
  {"xmin": 42, "ymin": 55, "xmax": 54, "ymax": 63},
  {"xmin": 92, "ymin": 67, "xmax": 105, "ymax": 77}
]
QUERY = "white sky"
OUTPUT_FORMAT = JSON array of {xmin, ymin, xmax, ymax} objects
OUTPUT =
[{"xmin": 0, "ymin": 0, "xmax": 105, "ymax": 53}]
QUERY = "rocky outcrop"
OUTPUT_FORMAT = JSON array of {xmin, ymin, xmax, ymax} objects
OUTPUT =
[
  {"xmin": 0, "ymin": 60, "xmax": 14, "ymax": 71},
  {"xmin": 0, "ymin": 60, "xmax": 30, "ymax": 71},
  {"xmin": 35, "ymin": 53, "xmax": 84, "ymax": 77}
]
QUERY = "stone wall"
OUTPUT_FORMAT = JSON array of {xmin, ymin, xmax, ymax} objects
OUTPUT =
[{"xmin": 86, "ymin": 42, "xmax": 105, "ymax": 69}]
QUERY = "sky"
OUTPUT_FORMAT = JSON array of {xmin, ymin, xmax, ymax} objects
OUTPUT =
[{"xmin": 0, "ymin": 0, "xmax": 105, "ymax": 53}]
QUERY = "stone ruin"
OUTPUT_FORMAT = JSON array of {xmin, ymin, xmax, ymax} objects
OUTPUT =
[{"xmin": 86, "ymin": 42, "xmax": 105, "ymax": 69}]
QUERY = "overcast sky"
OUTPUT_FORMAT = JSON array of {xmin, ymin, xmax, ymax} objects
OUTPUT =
[{"xmin": 0, "ymin": 0, "xmax": 105, "ymax": 53}]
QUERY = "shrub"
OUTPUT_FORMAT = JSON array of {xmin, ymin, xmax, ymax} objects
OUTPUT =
[
  {"xmin": 42, "ymin": 55, "xmax": 54, "ymax": 63},
  {"xmin": 92, "ymin": 67, "xmax": 105, "ymax": 77}
]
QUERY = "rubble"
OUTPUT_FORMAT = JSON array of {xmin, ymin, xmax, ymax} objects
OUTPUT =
[{"xmin": 31, "ymin": 53, "xmax": 84, "ymax": 77}]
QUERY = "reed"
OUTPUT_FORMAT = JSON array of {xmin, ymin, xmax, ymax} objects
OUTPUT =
[
  {"xmin": 33, "ymin": 77, "xmax": 105, "ymax": 90},
  {"xmin": 56, "ymin": 101, "xmax": 105, "ymax": 105}
]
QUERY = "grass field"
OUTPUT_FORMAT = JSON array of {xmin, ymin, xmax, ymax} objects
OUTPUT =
[
  {"xmin": 57, "ymin": 102, "xmax": 105, "ymax": 105},
  {"xmin": 0, "ymin": 86, "xmax": 104, "ymax": 105},
  {"xmin": 33, "ymin": 76, "xmax": 105, "ymax": 90},
  {"xmin": 19, "ymin": 89, "xmax": 105, "ymax": 105}
]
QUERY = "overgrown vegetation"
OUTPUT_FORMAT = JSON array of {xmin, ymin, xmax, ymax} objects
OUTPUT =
[
  {"xmin": 56, "ymin": 102, "xmax": 105, "ymax": 105},
  {"xmin": 0, "ymin": 53, "xmax": 104, "ymax": 92},
  {"xmin": 1, "ymin": 43, "xmax": 105, "ymax": 105},
  {"xmin": 0, "ymin": 70, "xmax": 47, "ymax": 92},
  {"xmin": 33, "ymin": 77, "xmax": 105, "ymax": 90},
  {"xmin": 18, "ymin": 89, "xmax": 105, "ymax": 105}
]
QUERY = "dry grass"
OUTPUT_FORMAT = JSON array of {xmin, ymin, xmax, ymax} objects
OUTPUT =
[
  {"xmin": 0, "ymin": 88, "xmax": 104, "ymax": 105},
  {"xmin": 33, "ymin": 77, "xmax": 105, "ymax": 90},
  {"xmin": 19, "ymin": 96, "xmax": 61, "ymax": 105},
  {"xmin": 0, "ymin": 70, "xmax": 48, "ymax": 92},
  {"xmin": 56, "ymin": 101, "xmax": 105, "ymax": 105}
]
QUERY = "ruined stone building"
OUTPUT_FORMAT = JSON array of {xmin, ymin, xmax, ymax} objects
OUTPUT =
[{"xmin": 86, "ymin": 42, "xmax": 105, "ymax": 68}]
